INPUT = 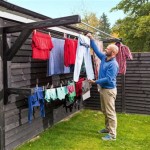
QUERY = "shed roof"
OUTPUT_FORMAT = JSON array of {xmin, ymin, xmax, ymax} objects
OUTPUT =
[{"xmin": 0, "ymin": 0, "xmax": 87, "ymax": 36}]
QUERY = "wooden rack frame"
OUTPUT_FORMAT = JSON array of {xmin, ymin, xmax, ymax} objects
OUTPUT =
[{"xmin": 2, "ymin": 15, "xmax": 81, "ymax": 103}]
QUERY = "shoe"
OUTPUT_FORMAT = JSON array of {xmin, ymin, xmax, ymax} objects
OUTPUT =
[
  {"xmin": 102, "ymin": 134, "xmax": 116, "ymax": 141},
  {"xmin": 98, "ymin": 129, "xmax": 109, "ymax": 134}
]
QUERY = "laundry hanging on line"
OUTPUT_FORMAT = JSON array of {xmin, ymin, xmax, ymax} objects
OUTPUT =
[
  {"xmin": 115, "ymin": 42, "xmax": 133, "ymax": 75},
  {"xmin": 31, "ymin": 30, "xmax": 53, "ymax": 60}
]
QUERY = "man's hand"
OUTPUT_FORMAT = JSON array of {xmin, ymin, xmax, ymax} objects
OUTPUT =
[
  {"xmin": 86, "ymin": 33, "xmax": 94, "ymax": 40},
  {"xmin": 88, "ymin": 79, "xmax": 96, "ymax": 84}
]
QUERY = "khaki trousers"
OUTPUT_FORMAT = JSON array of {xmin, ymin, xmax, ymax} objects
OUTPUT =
[{"xmin": 100, "ymin": 88, "xmax": 117, "ymax": 138}]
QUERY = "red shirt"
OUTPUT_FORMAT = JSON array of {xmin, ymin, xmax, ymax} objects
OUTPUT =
[
  {"xmin": 31, "ymin": 31, "xmax": 53, "ymax": 60},
  {"xmin": 64, "ymin": 38, "xmax": 78, "ymax": 67},
  {"xmin": 116, "ymin": 43, "xmax": 133, "ymax": 74}
]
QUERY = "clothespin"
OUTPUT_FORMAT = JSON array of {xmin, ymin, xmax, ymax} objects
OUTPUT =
[
  {"xmin": 67, "ymin": 80, "xmax": 70, "ymax": 85},
  {"xmin": 34, "ymin": 29, "xmax": 36, "ymax": 34},
  {"xmin": 61, "ymin": 80, "xmax": 64, "ymax": 85},
  {"xmin": 64, "ymin": 33, "xmax": 67, "ymax": 38},
  {"xmin": 36, "ymin": 78, "xmax": 39, "ymax": 88},
  {"xmin": 51, "ymin": 84, "xmax": 53, "ymax": 89},
  {"xmin": 68, "ymin": 34, "xmax": 70, "ymax": 38},
  {"xmin": 46, "ymin": 82, "xmax": 49, "ymax": 89},
  {"xmin": 49, "ymin": 32, "xmax": 51, "ymax": 37}
]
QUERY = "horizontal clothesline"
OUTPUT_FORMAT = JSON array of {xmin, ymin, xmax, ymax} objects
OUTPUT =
[
  {"xmin": 33, "ymin": 21, "xmax": 121, "ymax": 41},
  {"xmin": 81, "ymin": 21, "xmax": 120, "ymax": 40}
]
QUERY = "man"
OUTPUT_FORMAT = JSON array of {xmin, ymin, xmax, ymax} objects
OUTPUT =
[{"xmin": 87, "ymin": 33, "xmax": 119, "ymax": 141}]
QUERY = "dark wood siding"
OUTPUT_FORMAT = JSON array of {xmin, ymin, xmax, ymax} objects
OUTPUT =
[
  {"xmin": 2, "ymin": 19, "xmax": 82, "ymax": 150},
  {"xmin": 125, "ymin": 53, "xmax": 150, "ymax": 115},
  {"xmin": 0, "ymin": 18, "xmax": 5, "ymax": 150}
]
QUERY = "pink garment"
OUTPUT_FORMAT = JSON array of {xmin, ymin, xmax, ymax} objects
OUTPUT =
[
  {"xmin": 67, "ymin": 85, "xmax": 75, "ymax": 94},
  {"xmin": 93, "ymin": 40, "xmax": 103, "ymax": 79},
  {"xmin": 115, "ymin": 42, "xmax": 133, "ymax": 74}
]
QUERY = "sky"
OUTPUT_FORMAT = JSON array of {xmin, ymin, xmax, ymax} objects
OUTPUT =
[{"xmin": 7, "ymin": 0, "xmax": 125, "ymax": 27}]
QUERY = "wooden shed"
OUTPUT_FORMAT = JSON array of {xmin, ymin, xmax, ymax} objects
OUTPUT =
[
  {"xmin": 0, "ymin": 1, "xmax": 150, "ymax": 150},
  {"xmin": 0, "ymin": 1, "xmax": 88, "ymax": 149}
]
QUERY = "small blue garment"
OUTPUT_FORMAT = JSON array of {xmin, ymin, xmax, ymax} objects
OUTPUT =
[{"xmin": 28, "ymin": 87, "xmax": 45, "ymax": 123}]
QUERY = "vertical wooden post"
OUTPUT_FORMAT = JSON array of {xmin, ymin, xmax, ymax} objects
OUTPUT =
[
  {"xmin": 121, "ymin": 74, "xmax": 126, "ymax": 112},
  {"xmin": 0, "ymin": 18, "xmax": 5, "ymax": 150}
]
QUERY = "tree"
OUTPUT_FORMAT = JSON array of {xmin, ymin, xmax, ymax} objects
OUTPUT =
[
  {"xmin": 99, "ymin": 13, "xmax": 111, "ymax": 33},
  {"xmin": 111, "ymin": 0, "xmax": 150, "ymax": 52},
  {"xmin": 76, "ymin": 11, "xmax": 111, "ymax": 40},
  {"xmin": 75, "ymin": 12, "xmax": 100, "ymax": 33}
]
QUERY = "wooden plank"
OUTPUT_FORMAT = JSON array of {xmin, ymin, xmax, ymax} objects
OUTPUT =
[
  {"xmin": 121, "ymin": 75, "xmax": 126, "ymax": 112},
  {"xmin": 5, "ymin": 107, "xmax": 53, "ymax": 133},
  {"xmin": 4, "ymin": 15, "xmax": 81, "ymax": 33},
  {"xmin": 5, "ymin": 110, "xmax": 41, "ymax": 132},
  {"xmin": 126, "ymin": 109, "xmax": 149, "ymax": 115},
  {"xmin": 126, "ymin": 74, "xmax": 150, "ymax": 78},
  {"xmin": 4, "ymin": 100, "xmax": 27, "ymax": 112},
  {"xmin": 15, "ymin": 50, "xmax": 32, "ymax": 57},
  {"xmin": 126, "ymin": 105, "xmax": 150, "ymax": 110},
  {"xmin": 5, "ymin": 108, "xmax": 52, "ymax": 138},
  {"xmin": 127, "ymin": 64, "xmax": 150, "ymax": 67},
  {"xmin": 125, "ymin": 100, "xmax": 150, "ymax": 105},
  {"xmin": 126, "ymin": 90, "xmax": 150, "ymax": 95},
  {"xmin": 12, "ymin": 56, "xmax": 31, "ymax": 63},
  {"xmin": 5, "ymin": 109, "xmax": 28, "ymax": 126},
  {"xmin": 5, "ymin": 107, "xmax": 52, "ymax": 127},
  {"xmin": 126, "ymin": 92, "xmax": 150, "ymax": 100},
  {"xmin": 127, "ymin": 60, "xmax": 150, "ymax": 64},
  {"xmin": 132, "ymin": 52, "xmax": 150, "ymax": 57},
  {"xmin": 11, "ymin": 73, "xmax": 51, "ymax": 84},
  {"xmin": 125, "ymin": 87, "xmax": 150, "ymax": 91},
  {"xmin": 127, "ymin": 67, "xmax": 150, "ymax": 71},
  {"xmin": 11, "ymin": 37, "xmax": 32, "ymax": 45},
  {"xmin": 125, "ymin": 97, "xmax": 149, "ymax": 102},
  {"xmin": 125, "ymin": 84, "xmax": 150, "ymax": 88},
  {"xmin": 5, "ymin": 123, "xmax": 49, "ymax": 150},
  {"xmin": 126, "ymin": 105, "xmax": 148, "ymax": 111},
  {"xmin": 126, "ymin": 70, "xmax": 150, "ymax": 74},
  {"xmin": 7, "ymin": 88, "xmax": 34, "ymax": 95},
  {"xmin": 3, "ymin": 32, "xmax": 9, "ymax": 105},
  {"xmin": 129, "ymin": 57, "xmax": 150, "ymax": 61},
  {"xmin": 11, "ymin": 68, "xmax": 46, "ymax": 76},
  {"xmin": 10, "ymin": 78, "xmax": 52, "ymax": 88},
  {"xmin": 11, "ymin": 74, "xmax": 47, "ymax": 83},
  {"xmin": 125, "ymin": 77, "xmax": 150, "ymax": 81},
  {"xmin": 20, "ymin": 45, "xmax": 32, "ymax": 50},
  {"xmin": 6, "ymin": 29, "xmax": 32, "ymax": 60},
  {"xmin": 5, "ymin": 106, "xmax": 28, "ymax": 118},
  {"xmin": 7, "ymin": 94, "xmax": 26, "ymax": 103},
  {"xmin": 0, "ymin": 18, "xmax": 5, "ymax": 150},
  {"xmin": 11, "ymin": 62, "xmax": 46, "ymax": 69}
]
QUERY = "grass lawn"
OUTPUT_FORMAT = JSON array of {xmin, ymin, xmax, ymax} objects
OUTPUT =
[{"xmin": 16, "ymin": 109, "xmax": 150, "ymax": 150}]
